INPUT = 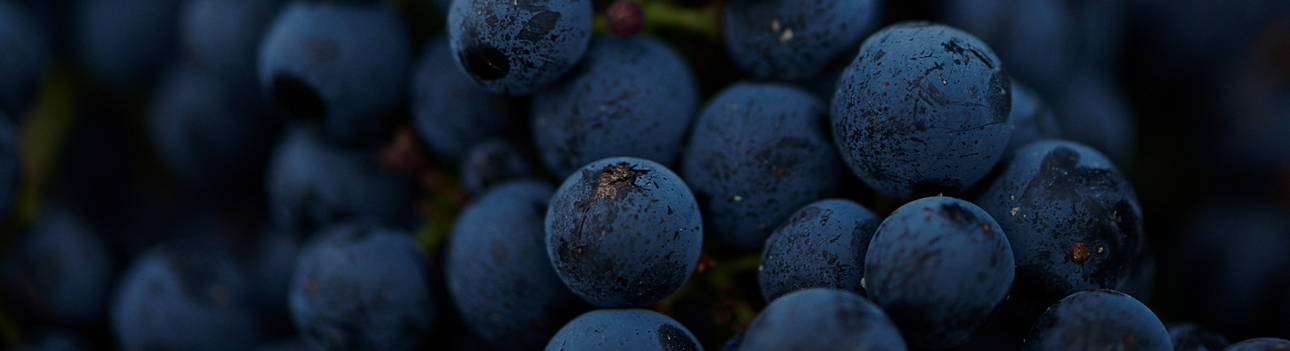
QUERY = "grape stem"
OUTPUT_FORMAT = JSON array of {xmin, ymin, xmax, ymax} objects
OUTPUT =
[{"xmin": 594, "ymin": 0, "xmax": 720, "ymax": 40}]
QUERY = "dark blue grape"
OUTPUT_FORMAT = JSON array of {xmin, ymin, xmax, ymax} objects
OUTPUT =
[
  {"xmin": 545, "ymin": 157, "xmax": 702, "ymax": 307},
  {"xmin": 681, "ymin": 82, "xmax": 841, "ymax": 250},
  {"xmin": 1001, "ymin": 79, "xmax": 1060, "ymax": 163},
  {"xmin": 1224, "ymin": 338, "xmax": 1290, "ymax": 351},
  {"xmin": 446, "ymin": 179, "xmax": 590, "ymax": 350},
  {"xmin": 975, "ymin": 140, "xmax": 1143, "ymax": 324},
  {"xmin": 110, "ymin": 243, "xmax": 264, "ymax": 351},
  {"xmin": 412, "ymin": 35, "xmax": 515, "ymax": 162},
  {"xmin": 532, "ymin": 33, "xmax": 698, "ymax": 178},
  {"xmin": 832, "ymin": 21, "xmax": 1012, "ymax": 200},
  {"xmin": 289, "ymin": 222, "xmax": 434, "ymax": 351},
  {"xmin": 258, "ymin": 1, "xmax": 411, "ymax": 144},
  {"xmin": 864, "ymin": 196, "xmax": 1014, "ymax": 349},
  {"xmin": 758, "ymin": 198, "xmax": 880, "ymax": 302},
  {"xmin": 0, "ymin": 0, "xmax": 49, "ymax": 117},
  {"xmin": 74, "ymin": 0, "xmax": 180, "ymax": 91},
  {"xmin": 3, "ymin": 205, "xmax": 114, "ymax": 327},
  {"xmin": 1168, "ymin": 323, "xmax": 1231, "ymax": 351},
  {"xmin": 721, "ymin": 0, "xmax": 880, "ymax": 81},
  {"xmin": 149, "ymin": 62, "xmax": 281, "ymax": 195},
  {"xmin": 1022, "ymin": 290, "xmax": 1171, "ymax": 351},
  {"xmin": 447, "ymin": 0, "xmax": 592, "ymax": 95},
  {"xmin": 544, "ymin": 309, "xmax": 703, "ymax": 351},
  {"xmin": 942, "ymin": 0, "xmax": 1076, "ymax": 94},
  {"xmin": 1048, "ymin": 69, "xmax": 1136, "ymax": 167},
  {"xmin": 740, "ymin": 288, "xmax": 907, "ymax": 351},
  {"xmin": 179, "ymin": 0, "xmax": 281, "ymax": 97},
  {"xmin": 266, "ymin": 125, "xmax": 412, "ymax": 237},
  {"xmin": 460, "ymin": 138, "xmax": 534, "ymax": 196}
]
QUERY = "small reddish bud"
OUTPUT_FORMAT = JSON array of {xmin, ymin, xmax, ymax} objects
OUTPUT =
[{"xmin": 608, "ymin": 0, "xmax": 644, "ymax": 38}]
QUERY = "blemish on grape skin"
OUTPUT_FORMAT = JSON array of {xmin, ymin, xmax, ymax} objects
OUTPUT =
[{"xmin": 1070, "ymin": 242, "xmax": 1091, "ymax": 263}]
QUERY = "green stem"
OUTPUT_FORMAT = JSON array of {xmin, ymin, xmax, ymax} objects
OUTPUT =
[{"xmin": 594, "ymin": 0, "xmax": 721, "ymax": 40}]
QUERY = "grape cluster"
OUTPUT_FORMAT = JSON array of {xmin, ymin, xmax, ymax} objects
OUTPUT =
[{"xmin": 1, "ymin": 0, "xmax": 1290, "ymax": 350}]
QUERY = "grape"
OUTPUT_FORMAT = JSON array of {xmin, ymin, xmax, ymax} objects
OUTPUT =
[
  {"xmin": 148, "ymin": 62, "xmax": 281, "ymax": 196},
  {"xmin": 1048, "ymin": 69, "xmax": 1136, "ymax": 167},
  {"xmin": 832, "ymin": 21, "xmax": 1012, "ymax": 200},
  {"xmin": 544, "ymin": 309, "xmax": 703, "ymax": 351},
  {"xmin": 758, "ymin": 198, "xmax": 880, "ymax": 302},
  {"xmin": 1023, "ymin": 290, "xmax": 1171, "ymax": 351},
  {"xmin": 1224, "ymin": 338, "xmax": 1290, "ymax": 351},
  {"xmin": 3, "ymin": 205, "xmax": 113, "ymax": 327},
  {"xmin": 942, "ymin": 0, "xmax": 1076, "ymax": 94},
  {"xmin": 446, "ymin": 179, "xmax": 590, "ymax": 350},
  {"xmin": 411, "ymin": 35, "xmax": 516, "ymax": 162},
  {"xmin": 864, "ymin": 196, "xmax": 1014, "ymax": 349},
  {"xmin": 1000, "ymin": 78, "xmax": 1060, "ymax": 163},
  {"xmin": 532, "ymin": 33, "xmax": 698, "ymax": 178},
  {"xmin": 721, "ymin": 0, "xmax": 880, "ymax": 81},
  {"xmin": 265, "ymin": 125, "xmax": 412, "ymax": 237},
  {"xmin": 1168, "ymin": 323, "xmax": 1231, "ymax": 351},
  {"xmin": 7, "ymin": 0, "xmax": 1290, "ymax": 348},
  {"xmin": 447, "ymin": 0, "xmax": 593, "ymax": 95},
  {"xmin": 740, "ymin": 288, "xmax": 906, "ymax": 351},
  {"xmin": 289, "ymin": 222, "xmax": 434, "ymax": 351},
  {"xmin": 74, "ymin": 0, "xmax": 180, "ymax": 91},
  {"xmin": 975, "ymin": 140, "xmax": 1143, "ymax": 324},
  {"xmin": 545, "ymin": 157, "xmax": 702, "ymax": 307},
  {"xmin": 0, "ymin": 0, "xmax": 49, "ymax": 117},
  {"xmin": 680, "ymin": 82, "xmax": 841, "ymax": 251},
  {"xmin": 606, "ymin": 0, "xmax": 643, "ymax": 38},
  {"xmin": 459, "ymin": 138, "xmax": 535, "ymax": 196},
  {"xmin": 110, "ymin": 243, "xmax": 264, "ymax": 351},
  {"xmin": 178, "ymin": 0, "xmax": 280, "ymax": 95},
  {"xmin": 258, "ymin": 0, "xmax": 411, "ymax": 144}
]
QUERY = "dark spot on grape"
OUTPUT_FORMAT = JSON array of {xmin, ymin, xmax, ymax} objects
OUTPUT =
[
  {"xmin": 519, "ymin": 11, "xmax": 562, "ymax": 43},
  {"xmin": 590, "ymin": 162, "xmax": 648, "ymax": 202},
  {"xmin": 460, "ymin": 43, "xmax": 509, "ymax": 81},
  {"xmin": 936, "ymin": 202, "xmax": 980, "ymax": 230},
  {"xmin": 1070, "ymin": 242, "xmax": 1091, "ymax": 263},
  {"xmin": 989, "ymin": 70, "xmax": 1011, "ymax": 123},
  {"xmin": 271, "ymin": 74, "xmax": 326, "ymax": 122}
]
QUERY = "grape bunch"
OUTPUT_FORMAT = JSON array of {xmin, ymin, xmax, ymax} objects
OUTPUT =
[{"xmin": 1, "ymin": 0, "xmax": 1290, "ymax": 350}]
